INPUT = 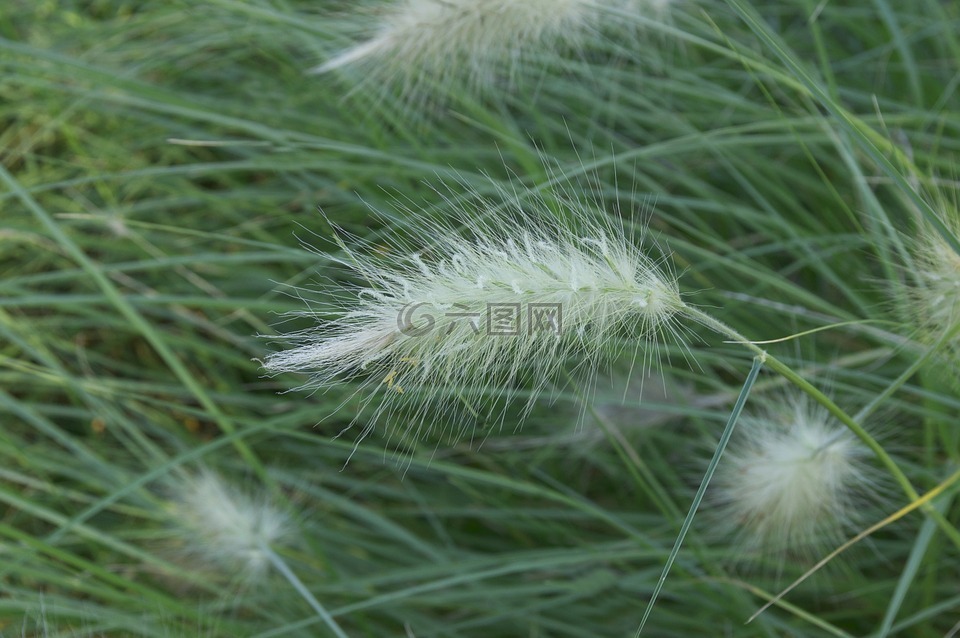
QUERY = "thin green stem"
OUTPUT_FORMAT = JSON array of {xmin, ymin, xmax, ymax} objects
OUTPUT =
[
  {"xmin": 637, "ymin": 355, "xmax": 764, "ymax": 635},
  {"xmin": 263, "ymin": 542, "xmax": 350, "ymax": 638}
]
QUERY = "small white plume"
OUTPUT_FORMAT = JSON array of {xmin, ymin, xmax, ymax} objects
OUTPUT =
[
  {"xmin": 171, "ymin": 472, "xmax": 291, "ymax": 577},
  {"xmin": 709, "ymin": 392, "xmax": 879, "ymax": 556}
]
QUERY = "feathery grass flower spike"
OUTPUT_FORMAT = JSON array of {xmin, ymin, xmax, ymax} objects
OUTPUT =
[
  {"xmin": 170, "ymin": 472, "xmax": 349, "ymax": 638},
  {"xmin": 314, "ymin": 0, "xmax": 670, "ymax": 102},
  {"xmin": 907, "ymin": 206, "xmax": 960, "ymax": 364},
  {"xmin": 264, "ymin": 190, "xmax": 693, "ymax": 448},
  {"xmin": 709, "ymin": 391, "xmax": 880, "ymax": 556},
  {"xmin": 172, "ymin": 471, "xmax": 291, "ymax": 578}
]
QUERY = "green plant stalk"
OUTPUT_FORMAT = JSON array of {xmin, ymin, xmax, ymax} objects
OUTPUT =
[
  {"xmin": 262, "ymin": 542, "xmax": 350, "ymax": 638},
  {"xmin": 637, "ymin": 355, "xmax": 765, "ymax": 635},
  {"xmin": 682, "ymin": 304, "xmax": 960, "ymax": 549},
  {"xmin": 877, "ymin": 507, "xmax": 942, "ymax": 638}
]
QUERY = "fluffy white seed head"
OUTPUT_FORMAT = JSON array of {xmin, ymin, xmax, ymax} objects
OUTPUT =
[
  {"xmin": 710, "ymin": 392, "xmax": 878, "ymax": 557},
  {"xmin": 264, "ymin": 190, "xmax": 692, "ymax": 449},
  {"xmin": 908, "ymin": 210, "xmax": 960, "ymax": 358},
  {"xmin": 314, "ymin": 0, "xmax": 672, "ymax": 102},
  {"xmin": 170, "ymin": 472, "xmax": 291, "ymax": 578}
]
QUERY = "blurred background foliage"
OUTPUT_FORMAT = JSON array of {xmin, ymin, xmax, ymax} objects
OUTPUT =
[{"xmin": 1, "ymin": 0, "xmax": 959, "ymax": 635}]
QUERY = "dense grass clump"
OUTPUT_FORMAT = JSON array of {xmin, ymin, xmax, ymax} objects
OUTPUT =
[{"xmin": 2, "ymin": 1, "xmax": 960, "ymax": 636}]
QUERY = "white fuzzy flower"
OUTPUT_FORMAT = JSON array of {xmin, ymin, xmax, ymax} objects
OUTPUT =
[
  {"xmin": 909, "ymin": 210, "xmax": 960, "ymax": 357},
  {"xmin": 313, "ymin": 0, "xmax": 671, "ymax": 100},
  {"xmin": 171, "ymin": 472, "xmax": 291, "ymax": 577},
  {"xmin": 709, "ymin": 392, "xmax": 878, "ymax": 555},
  {"xmin": 264, "ymin": 191, "xmax": 692, "ymax": 446}
]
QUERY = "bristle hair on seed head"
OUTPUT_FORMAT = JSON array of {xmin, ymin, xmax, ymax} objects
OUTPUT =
[
  {"xmin": 169, "ymin": 471, "xmax": 291, "ymax": 579},
  {"xmin": 708, "ymin": 391, "xmax": 881, "ymax": 560},
  {"xmin": 263, "ymin": 179, "xmax": 695, "ymax": 455}
]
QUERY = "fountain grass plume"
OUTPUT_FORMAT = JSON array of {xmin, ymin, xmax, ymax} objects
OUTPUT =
[
  {"xmin": 708, "ymin": 391, "xmax": 882, "ymax": 557},
  {"xmin": 263, "ymin": 183, "xmax": 698, "ymax": 449},
  {"xmin": 907, "ymin": 205, "xmax": 960, "ymax": 364},
  {"xmin": 313, "ymin": 0, "xmax": 674, "ymax": 104},
  {"xmin": 170, "ymin": 471, "xmax": 292, "ymax": 579},
  {"xmin": 315, "ymin": 1, "xmax": 596, "ymax": 86}
]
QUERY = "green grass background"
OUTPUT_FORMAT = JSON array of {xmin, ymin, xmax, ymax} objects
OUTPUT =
[{"xmin": 2, "ymin": 0, "xmax": 959, "ymax": 635}]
